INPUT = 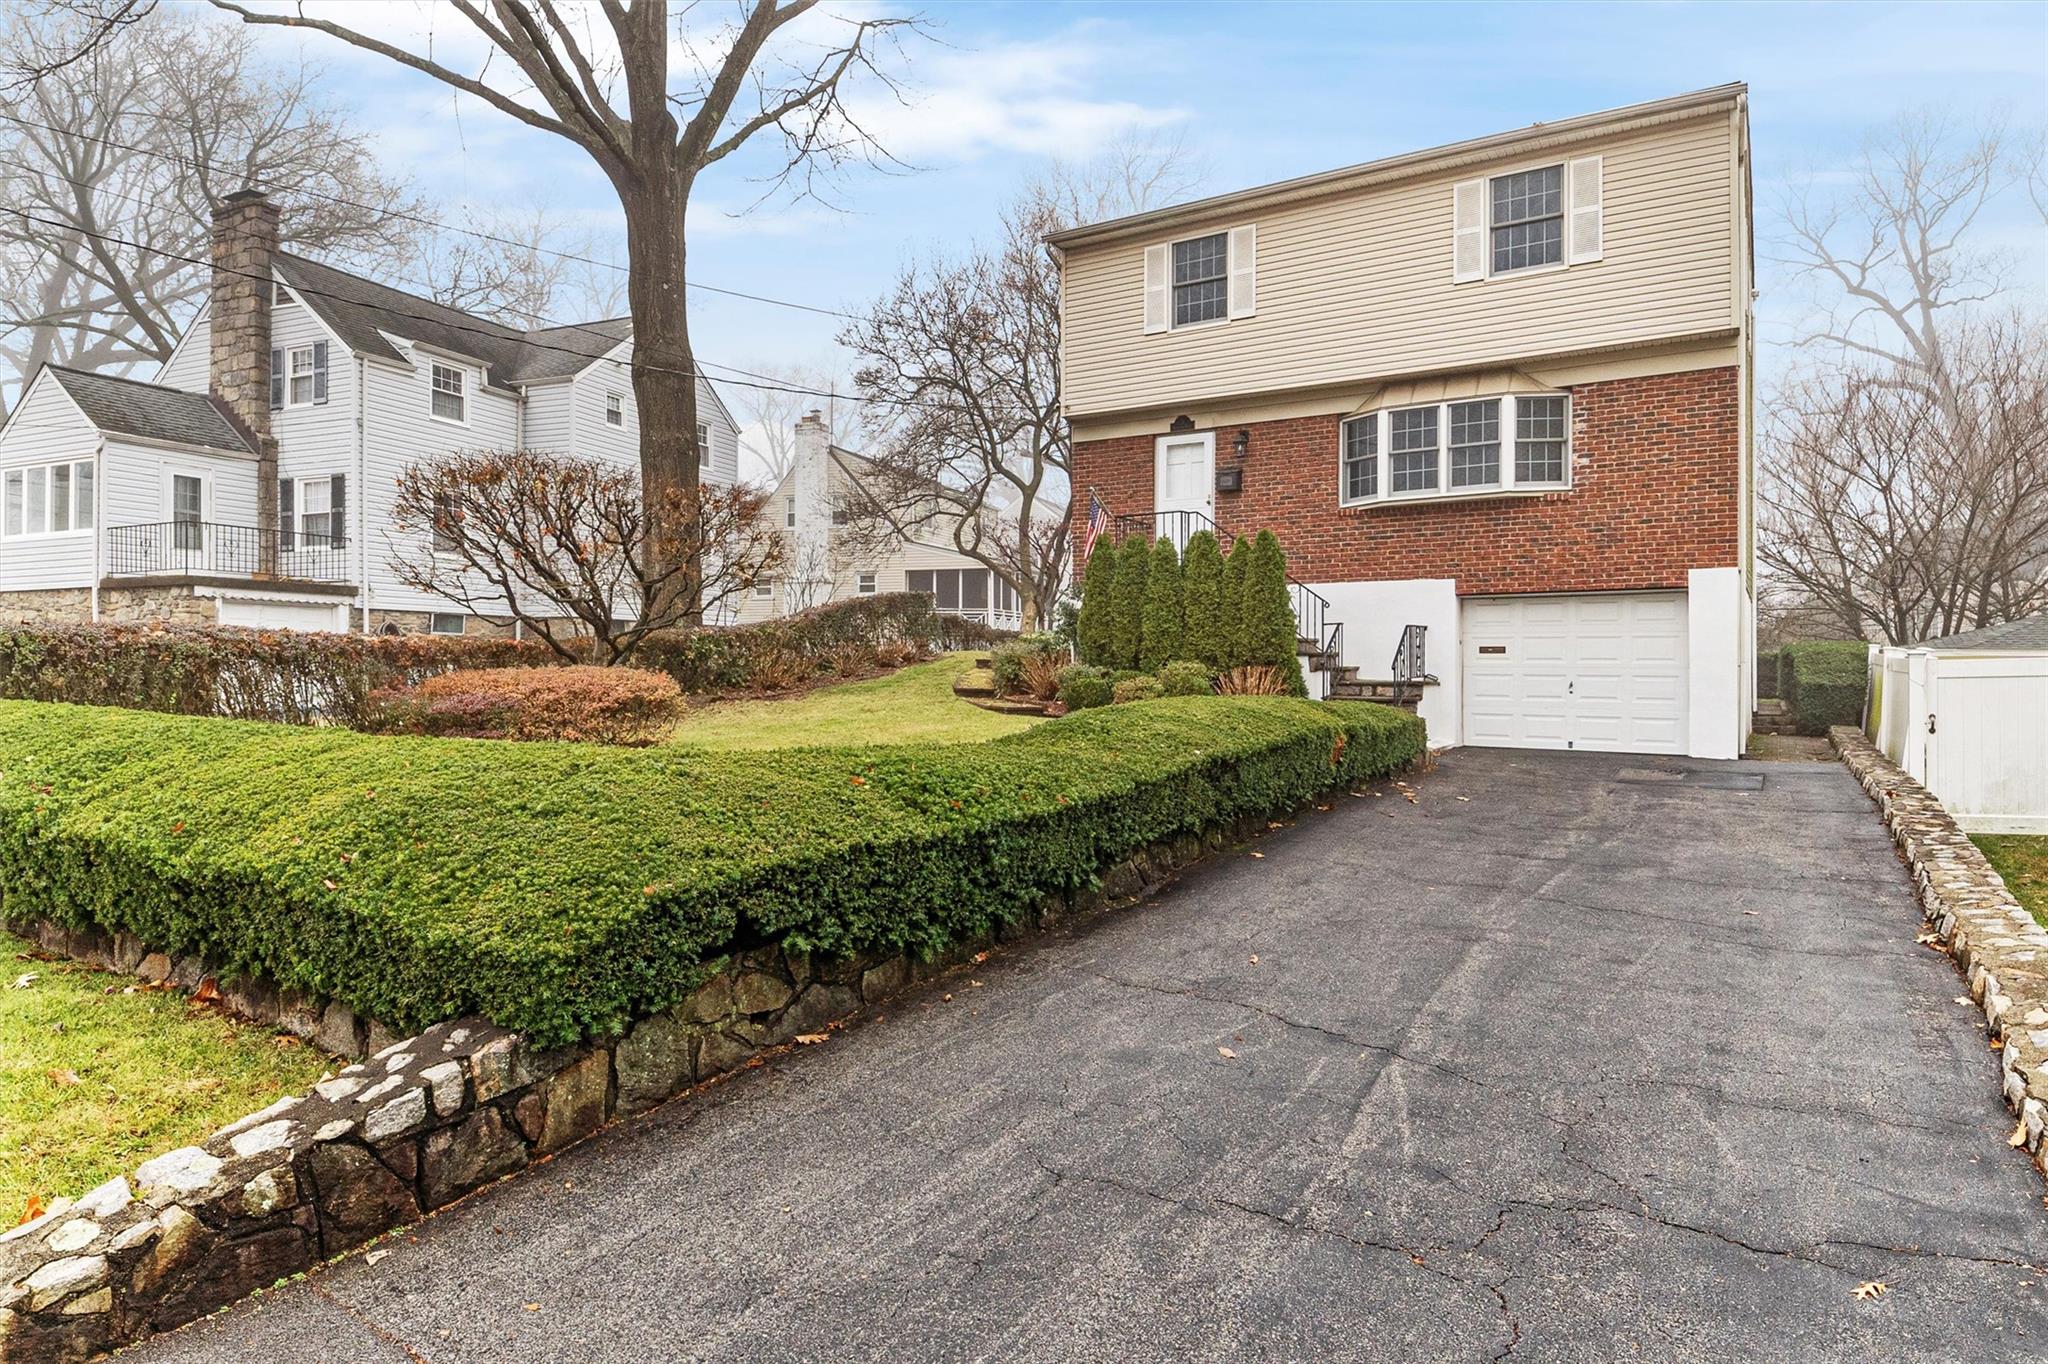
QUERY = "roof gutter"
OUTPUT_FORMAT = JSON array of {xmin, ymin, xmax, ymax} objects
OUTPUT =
[{"xmin": 1046, "ymin": 82, "xmax": 1747, "ymax": 250}]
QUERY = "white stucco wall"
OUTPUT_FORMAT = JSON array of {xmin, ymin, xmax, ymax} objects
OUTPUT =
[
  {"xmin": 1687, "ymin": 566, "xmax": 1745, "ymax": 760},
  {"xmin": 1309, "ymin": 577, "xmax": 1461, "ymax": 747}
]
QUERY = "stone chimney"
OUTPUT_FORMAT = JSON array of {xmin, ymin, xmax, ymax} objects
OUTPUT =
[
  {"xmin": 789, "ymin": 410, "xmax": 834, "ymax": 610},
  {"xmin": 210, "ymin": 189, "xmax": 280, "ymax": 554}
]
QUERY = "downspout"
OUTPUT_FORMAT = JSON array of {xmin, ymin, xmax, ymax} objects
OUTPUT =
[
  {"xmin": 89, "ymin": 435, "xmax": 104, "ymax": 622},
  {"xmin": 356, "ymin": 354, "xmax": 369, "ymax": 633}
]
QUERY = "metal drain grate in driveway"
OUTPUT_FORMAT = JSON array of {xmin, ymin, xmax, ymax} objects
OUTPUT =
[{"xmin": 1613, "ymin": 766, "xmax": 1765, "ymax": 792}]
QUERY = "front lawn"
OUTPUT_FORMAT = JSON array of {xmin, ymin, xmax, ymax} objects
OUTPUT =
[
  {"xmin": 0, "ymin": 933, "xmax": 326, "ymax": 1219},
  {"xmin": 669, "ymin": 653, "xmax": 1034, "ymax": 749},
  {"xmin": 1973, "ymin": 835, "xmax": 2048, "ymax": 930}
]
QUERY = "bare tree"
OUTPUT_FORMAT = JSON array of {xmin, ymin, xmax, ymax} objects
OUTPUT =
[
  {"xmin": 1763, "ymin": 111, "xmax": 2048, "ymax": 641},
  {"xmin": 838, "ymin": 137, "xmax": 1198, "ymax": 627},
  {"xmin": 0, "ymin": 5, "xmax": 419, "ymax": 411},
  {"xmin": 1760, "ymin": 314, "xmax": 2048, "ymax": 643},
  {"xmin": 733, "ymin": 362, "xmax": 840, "ymax": 486},
  {"xmin": 152, "ymin": 0, "xmax": 919, "ymax": 621},
  {"xmin": 391, "ymin": 449, "xmax": 784, "ymax": 664}
]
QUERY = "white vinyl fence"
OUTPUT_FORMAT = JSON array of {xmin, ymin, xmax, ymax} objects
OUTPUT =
[{"xmin": 1867, "ymin": 644, "xmax": 2048, "ymax": 833}]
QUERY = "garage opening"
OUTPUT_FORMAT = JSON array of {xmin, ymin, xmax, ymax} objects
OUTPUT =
[{"xmin": 1463, "ymin": 592, "xmax": 1687, "ymax": 755}]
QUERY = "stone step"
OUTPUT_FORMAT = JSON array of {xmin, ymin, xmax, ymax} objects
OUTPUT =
[
  {"xmin": 1752, "ymin": 714, "xmax": 1801, "ymax": 736},
  {"xmin": 1755, "ymin": 697, "xmax": 1788, "ymax": 715}
]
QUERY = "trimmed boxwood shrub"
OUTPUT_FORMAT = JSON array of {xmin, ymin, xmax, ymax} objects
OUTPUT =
[
  {"xmin": 1056, "ymin": 664, "xmax": 1113, "ymax": 710},
  {"xmin": 1159, "ymin": 661, "xmax": 1215, "ymax": 697},
  {"xmin": 635, "ymin": 593, "xmax": 997, "ymax": 694},
  {"xmin": 0, "ymin": 696, "xmax": 1424, "ymax": 1045},
  {"xmin": 363, "ymin": 667, "xmax": 683, "ymax": 745},
  {"xmin": 1112, "ymin": 675, "xmax": 1165, "ymax": 704},
  {"xmin": 1780, "ymin": 641, "xmax": 1868, "ymax": 736}
]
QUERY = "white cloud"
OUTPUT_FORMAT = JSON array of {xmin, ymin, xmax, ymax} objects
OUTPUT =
[{"xmin": 845, "ymin": 22, "xmax": 1188, "ymax": 163}]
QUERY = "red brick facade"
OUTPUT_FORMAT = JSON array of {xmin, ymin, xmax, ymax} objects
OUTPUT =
[{"xmin": 1072, "ymin": 366, "xmax": 1741, "ymax": 595}]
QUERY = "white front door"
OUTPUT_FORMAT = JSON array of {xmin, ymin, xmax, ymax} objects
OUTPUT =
[
  {"xmin": 1463, "ymin": 592, "xmax": 1689, "ymax": 754},
  {"xmin": 1153, "ymin": 433, "xmax": 1214, "ymax": 548}
]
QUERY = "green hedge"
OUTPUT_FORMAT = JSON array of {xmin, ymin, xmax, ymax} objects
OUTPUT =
[
  {"xmin": 1780, "ymin": 641, "xmax": 1868, "ymax": 736},
  {"xmin": 634, "ymin": 593, "xmax": 1002, "ymax": 693},
  {"xmin": 0, "ymin": 697, "xmax": 1424, "ymax": 1046}
]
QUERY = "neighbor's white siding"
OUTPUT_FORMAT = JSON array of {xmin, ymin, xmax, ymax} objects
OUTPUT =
[
  {"xmin": 1060, "ymin": 107, "xmax": 1742, "ymax": 416},
  {"xmin": 522, "ymin": 381, "xmax": 575, "ymax": 453},
  {"xmin": 271, "ymin": 299, "xmax": 356, "ymax": 499},
  {"xmin": 0, "ymin": 376, "xmax": 98, "ymax": 590},
  {"xmin": 156, "ymin": 305, "xmax": 209, "ymax": 392},
  {"xmin": 104, "ymin": 437, "xmax": 258, "ymax": 526}
]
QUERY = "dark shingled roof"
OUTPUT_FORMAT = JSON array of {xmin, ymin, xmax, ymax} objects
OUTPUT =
[
  {"xmin": 273, "ymin": 253, "xmax": 630, "ymax": 387},
  {"xmin": 1917, "ymin": 611, "xmax": 2048, "ymax": 652},
  {"xmin": 46, "ymin": 366, "xmax": 253, "ymax": 453}
]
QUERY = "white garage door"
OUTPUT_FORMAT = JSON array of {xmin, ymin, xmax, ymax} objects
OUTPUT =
[
  {"xmin": 215, "ymin": 598, "xmax": 346, "ymax": 632},
  {"xmin": 1463, "ymin": 592, "xmax": 1688, "ymax": 754}
]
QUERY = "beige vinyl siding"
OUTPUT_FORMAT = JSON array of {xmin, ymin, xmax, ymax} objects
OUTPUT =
[{"xmin": 1061, "ymin": 110, "xmax": 1740, "ymax": 417}]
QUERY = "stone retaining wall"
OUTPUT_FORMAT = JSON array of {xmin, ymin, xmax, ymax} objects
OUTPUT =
[
  {"xmin": 1831, "ymin": 726, "xmax": 2048, "ymax": 1184},
  {"xmin": 0, "ymin": 807, "xmax": 1293, "ymax": 1362}
]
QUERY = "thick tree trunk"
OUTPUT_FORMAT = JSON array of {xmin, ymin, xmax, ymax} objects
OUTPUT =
[{"xmin": 620, "ymin": 170, "xmax": 704, "ymax": 620}]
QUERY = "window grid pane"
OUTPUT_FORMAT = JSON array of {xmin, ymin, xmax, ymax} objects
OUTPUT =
[
  {"xmin": 1447, "ymin": 400, "xmax": 1501, "ymax": 488},
  {"xmin": 1490, "ymin": 165, "xmax": 1564, "ymax": 273},
  {"xmin": 51, "ymin": 463, "xmax": 70, "ymax": 532},
  {"xmin": 431, "ymin": 365, "xmax": 465, "ymax": 421},
  {"xmin": 1515, "ymin": 396, "xmax": 1568, "ymax": 483},
  {"xmin": 4, "ymin": 471, "xmax": 21, "ymax": 536},
  {"xmin": 25, "ymin": 466, "xmax": 46, "ymax": 531},
  {"xmin": 72, "ymin": 462, "xmax": 92, "ymax": 529},
  {"xmin": 1388, "ymin": 407, "xmax": 1439, "ymax": 493},
  {"xmin": 1342, "ymin": 416, "xmax": 1378, "ymax": 501},
  {"xmin": 1171, "ymin": 232, "xmax": 1228, "ymax": 327}
]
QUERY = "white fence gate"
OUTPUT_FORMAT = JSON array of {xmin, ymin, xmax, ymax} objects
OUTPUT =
[{"xmin": 1869, "ymin": 644, "xmax": 2048, "ymax": 833}]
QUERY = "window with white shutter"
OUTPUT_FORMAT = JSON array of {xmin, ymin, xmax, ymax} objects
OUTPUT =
[
  {"xmin": 1146, "ymin": 226, "xmax": 1257, "ymax": 331},
  {"xmin": 1455, "ymin": 157, "xmax": 1603, "ymax": 282},
  {"xmin": 1566, "ymin": 156, "xmax": 1604, "ymax": 263}
]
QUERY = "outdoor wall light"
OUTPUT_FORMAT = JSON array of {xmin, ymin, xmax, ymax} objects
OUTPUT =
[{"xmin": 1232, "ymin": 428, "xmax": 1250, "ymax": 461}]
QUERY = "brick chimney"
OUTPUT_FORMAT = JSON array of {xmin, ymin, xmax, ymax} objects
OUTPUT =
[{"xmin": 210, "ymin": 189, "xmax": 280, "ymax": 554}]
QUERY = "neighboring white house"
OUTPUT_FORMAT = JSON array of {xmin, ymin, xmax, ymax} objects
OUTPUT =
[
  {"xmin": 0, "ymin": 189, "xmax": 740, "ymax": 634},
  {"xmin": 729, "ymin": 409, "xmax": 1027, "ymax": 630},
  {"xmin": 1868, "ymin": 612, "xmax": 2048, "ymax": 834}
]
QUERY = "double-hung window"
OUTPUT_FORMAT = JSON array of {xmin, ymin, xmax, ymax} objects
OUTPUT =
[
  {"xmin": 855, "ymin": 571, "xmax": 877, "ymax": 596},
  {"xmin": 430, "ymin": 363, "xmax": 466, "ymax": 422},
  {"xmin": 1490, "ymin": 165, "xmax": 1564, "ymax": 274},
  {"xmin": 606, "ymin": 393, "xmax": 625, "ymax": 427},
  {"xmin": 278, "ymin": 475, "xmax": 346, "ymax": 550},
  {"xmin": 1338, "ymin": 395, "xmax": 1570, "ymax": 507},
  {"xmin": 2, "ymin": 460, "xmax": 94, "ymax": 537},
  {"xmin": 1171, "ymin": 232, "xmax": 1228, "ymax": 327}
]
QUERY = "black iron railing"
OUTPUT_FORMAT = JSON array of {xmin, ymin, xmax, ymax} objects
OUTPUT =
[
  {"xmin": 1106, "ymin": 503, "xmax": 1343, "ymax": 665},
  {"xmin": 1391, "ymin": 623, "xmax": 1433, "ymax": 703},
  {"xmin": 103, "ymin": 521, "xmax": 352, "ymax": 584}
]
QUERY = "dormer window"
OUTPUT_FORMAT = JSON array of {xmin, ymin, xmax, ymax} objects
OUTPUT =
[{"xmin": 430, "ymin": 363, "xmax": 466, "ymax": 423}]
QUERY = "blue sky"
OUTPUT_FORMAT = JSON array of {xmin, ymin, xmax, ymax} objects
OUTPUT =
[{"xmin": 229, "ymin": 0, "xmax": 2047, "ymax": 467}]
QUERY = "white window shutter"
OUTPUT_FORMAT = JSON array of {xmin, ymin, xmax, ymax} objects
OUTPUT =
[
  {"xmin": 1567, "ymin": 155, "xmax": 1604, "ymax": 264},
  {"xmin": 1227, "ymin": 224, "xmax": 1257, "ymax": 318},
  {"xmin": 1142, "ymin": 244, "xmax": 1169, "ymax": 334},
  {"xmin": 1452, "ymin": 179, "xmax": 1486, "ymax": 283}
]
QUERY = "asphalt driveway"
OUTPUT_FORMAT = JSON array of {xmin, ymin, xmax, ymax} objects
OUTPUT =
[{"xmin": 133, "ymin": 748, "xmax": 2047, "ymax": 1362}]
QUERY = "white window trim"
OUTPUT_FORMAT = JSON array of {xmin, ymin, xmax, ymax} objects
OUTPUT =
[
  {"xmin": 606, "ymin": 392, "xmax": 625, "ymax": 427},
  {"xmin": 429, "ymin": 362, "xmax": 468, "ymax": 426},
  {"xmin": 1, "ymin": 459, "xmax": 95, "ymax": 539},
  {"xmin": 1146, "ymin": 224, "xmax": 1255, "ymax": 334},
  {"xmin": 1337, "ymin": 393, "xmax": 1571, "ymax": 509},
  {"xmin": 162, "ymin": 466, "xmax": 212, "ymax": 526},
  {"xmin": 1456, "ymin": 155, "xmax": 1601, "ymax": 284},
  {"xmin": 429, "ymin": 612, "xmax": 467, "ymax": 636},
  {"xmin": 285, "ymin": 345, "xmax": 320, "ymax": 409},
  {"xmin": 855, "ymin": 571, "xmax": 878, "ymax": 596}
]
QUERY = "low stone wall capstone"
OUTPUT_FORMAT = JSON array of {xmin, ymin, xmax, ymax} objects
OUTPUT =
[
  {"xmin": 1831, "ymin": 726, "xmax": 2048, "ymax": 1183},
  {"xmin": 0, "ymin": 802, "xmax": 1324, "ymax": 1362}
]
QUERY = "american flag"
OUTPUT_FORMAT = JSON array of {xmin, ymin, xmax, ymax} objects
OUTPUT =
[{"xmin": 1082, "ymin": 489, "xmax": 1110, "ymax": 559}]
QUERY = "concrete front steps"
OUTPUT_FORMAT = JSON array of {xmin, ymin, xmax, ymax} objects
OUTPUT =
[{"xmin": 1753, "ymin": 697, "xmax": 1799, "ymax": 735}]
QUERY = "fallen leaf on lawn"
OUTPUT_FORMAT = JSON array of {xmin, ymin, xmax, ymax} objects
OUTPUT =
[
  {"xmin": 972, "ymin": 952, "xmax": 989, "ymax": 963},
  {"xmin": 364, "ymin": 1249, "xmax": 389, "ymax": 1267},
  {"xmin": 1217, "ymin": 1046, "xmax": 1237, "ymax": 1059},
  {"xmin": 273, "ymin": 1034, "xmax": 302, "ymax": 1049},
  {"xmin": 1852, "ymin": 1280, "xmax": 1889, "ymax": 1301},
  {"xmin": 16, "ymin": 1194, "xmax": 45, "ymax": 1226},
  {"xmin": 46, "ymin": 1069, "xmax": 79, "ymax": 1087},
  {"xmin": 322, "ymin": 878, "xmax": 338, "ymax": 891},
  {"xmin": 191, "ymin": 978, "xmax": 220, "ymax": 1004},
  {"xmin": 794, "ymin": 1033, "xmax": 829, "ymax": 1045},
  {"xmin": 1990, "ymin": 1037, "xmax": 2004, "ymax": 1051},
  {"xmin": 9, "ymin": 973, "xmax": 36, "ymax": 989},
  {"xmin": 2012, "ymin": 1118, "xmax": 2030, "ymax": 1148}
]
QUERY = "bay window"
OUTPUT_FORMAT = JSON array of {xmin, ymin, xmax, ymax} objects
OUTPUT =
[{"xmin": 1338, "ymin": 394, "xmax": 1569, "ymax": 507}]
